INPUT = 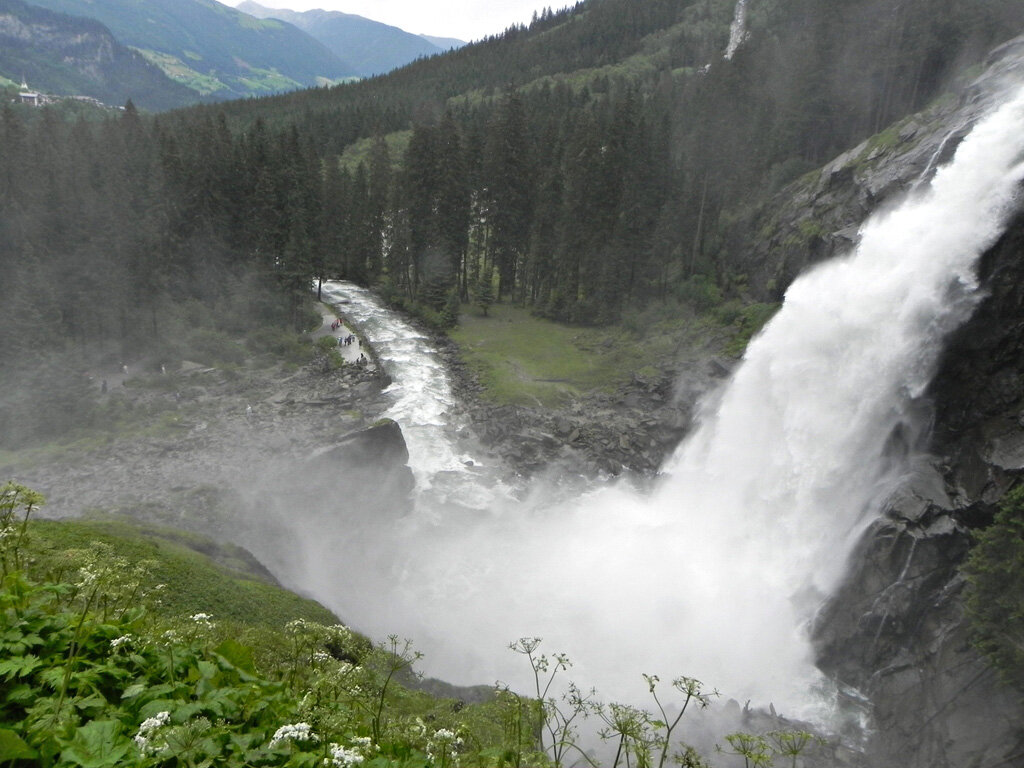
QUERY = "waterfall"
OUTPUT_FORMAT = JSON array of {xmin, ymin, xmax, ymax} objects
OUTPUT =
[
  {"xmin": 297, "ymin": 83, "xmax": 1024, "ymax": 724},
  {"xmin": 724, "ymin": 0, "xmax": 749, "ymax": 60}
]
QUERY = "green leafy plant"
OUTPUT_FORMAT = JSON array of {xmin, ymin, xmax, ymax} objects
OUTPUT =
[{"xmin": 964, "ymin": 485, "xmax": 1024, "ymax": 689}]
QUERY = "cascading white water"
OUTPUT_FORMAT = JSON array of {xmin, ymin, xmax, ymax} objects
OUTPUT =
[
  {"xmin": 300, "ymin": 83, "xmax": 1024, "ymax": 722},
  {"xmin": 724, "ymin": 0, "xmax": 749, "ymax": 59},
  {"xmin": 319, "ymin": 282, "xmax": 515, "ymax": 513}
]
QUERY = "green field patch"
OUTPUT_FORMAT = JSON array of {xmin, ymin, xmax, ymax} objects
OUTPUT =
[
  {"xmin": 450, "ymin": 297, "xmax": 749, "ymax": 406},
  {"xmin": 28, "ymin": 517, "xmax": 339, "ymax": 628},
  {"xmin": 236, "ymin": 67, "xmax": 302, "ymax": 92},
  {"xmin": 451, "ymin": 303, "xmax": 640, "ymax": 405},
  {"xmin": 134, "ymin": 48, "xmax": 227, "ymax": 94}
]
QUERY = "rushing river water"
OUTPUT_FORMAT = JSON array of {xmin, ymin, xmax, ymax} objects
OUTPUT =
[
  {"xmin": 299, "ymin": 83, "xmax": 1024, "ymax": 726},
  {"xmin": 319, "ymin": 282, "xmax": 515, "ymax": 516}
]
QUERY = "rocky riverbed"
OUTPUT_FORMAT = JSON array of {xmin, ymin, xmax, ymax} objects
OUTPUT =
[{"xmin": 2, "ymin": 334, "xmax": 401, "ymax": 533}]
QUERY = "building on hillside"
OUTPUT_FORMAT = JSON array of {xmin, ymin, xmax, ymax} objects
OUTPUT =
[{"xmin": 16, "ymin": 78, "xmax": 46, "ymax": 106}]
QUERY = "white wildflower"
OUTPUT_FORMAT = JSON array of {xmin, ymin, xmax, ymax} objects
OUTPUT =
[
  {"xmin": 313, "ymin": 651, "xmax": 333, "ymax": 664},
  {"xmin": 427, "ymin": 728, "xmax": 463, "ymax": 766},
  {"xmin": 329, "ymin": 624, "xmax": 352, "ymax": 642},
  {"xmin": 269, "ymin": 722, "xmax": 319, "ymax": 748},
  {"xmin": 76, "ymin": 567, "xmax": 98, "ymax": 589},
  {"xmin": 110, "ymin": 635, "xmax": 133, "ymax": 650},
  {"xmin": 326, "ymin": 743, "xmax": 364, "ymax": 767},
  {"xmin": 133, "ymin": 711, "xmax": 170, "ymax": 755}
]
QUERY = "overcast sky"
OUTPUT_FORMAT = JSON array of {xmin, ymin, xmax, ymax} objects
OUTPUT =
[{"xmin": 221, "ymin": 0, "xmax": 562, "ymax": 43}]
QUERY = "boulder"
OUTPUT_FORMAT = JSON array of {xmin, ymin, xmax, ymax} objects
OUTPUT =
[{"xmin": 306, "ymin": 419, "xmax": 416, "ymax": 514}]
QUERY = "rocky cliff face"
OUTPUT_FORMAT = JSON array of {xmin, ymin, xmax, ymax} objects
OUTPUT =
[
  {"xmin": 755, "ymin": 37, "xmax": 1024, "ymax": 768},
  {"xmin": 745, "ymin": 37, "xmax": 1024, "ymax": 304}
]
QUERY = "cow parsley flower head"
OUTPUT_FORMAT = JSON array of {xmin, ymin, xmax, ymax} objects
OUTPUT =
[
  {"xmin": 351, "ymin": 736, "xmax": 375, "ymax": 751},
  {"xmin": 76, "ymin": 566, "xmax": 98, "ymax": 589},
  {"xmin": 134, "ymin": 711, "xmax": 171, "ymax": 755},
  {"xmin": 426, "ymin": 727, "xmax": 464, "ymax": 766},
  {"xmin": 110, "ymin": 634, "xmax": 133, "ymax": 650},
  {"xmin": 270, "ymin": 722, "xmax": 319, "ymax": 748},
  {"xmin": 326, "ymin": 744, "xmax": 365, "ymax": 767}
]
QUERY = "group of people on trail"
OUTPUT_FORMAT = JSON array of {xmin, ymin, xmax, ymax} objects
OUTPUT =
[{"xmin": 328, "ymin": 313, "xmax": 367, "ymax": 366}]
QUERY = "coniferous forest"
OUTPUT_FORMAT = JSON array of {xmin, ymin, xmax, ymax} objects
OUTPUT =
[{"xmin": 2, "ymin": 0, "xmax": 1023, "ymax": 441}]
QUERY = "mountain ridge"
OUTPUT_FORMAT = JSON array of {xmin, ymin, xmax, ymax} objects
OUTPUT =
[
  {"xmin": 235, "ymin": 0, "xmax": 463, "ymax": 77},
  {"xmin": 0, "ymin": 0, "xmax": 197, "ymax": 109},
  {"xmin": 25, "ymin": 0, "xmax": 356, "ymax": 98}
]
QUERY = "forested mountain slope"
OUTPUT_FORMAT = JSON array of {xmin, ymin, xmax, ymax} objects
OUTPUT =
[
  {"xmin": 25, "ymin": 0, "xmax": 355, "ymax": 98},
  {"xmin": 0, "ymin": 0, "xmax": 196, "ymax": 110},
  {"xmin": 2, "ymin": 0, "xmax": 1023, "ymax": 436},
  {"xmin": 179, "ymin": 0, "xmax": 1024, "ymax": 324}
]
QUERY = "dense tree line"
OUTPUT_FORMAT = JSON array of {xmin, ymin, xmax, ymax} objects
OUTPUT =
[
  {"xmin": 2, "ymin": 0, "xmax": 1021, "ymax": 371},
  {"xmin": 180, "ymin": 0, "xmax": 1021, "ymax": 325}
]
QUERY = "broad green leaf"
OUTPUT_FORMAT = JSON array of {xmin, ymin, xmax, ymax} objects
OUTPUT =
[
  {"xmin": 60, "ymin": 720, "xmax": 132, "ymax": 768},
  {"xmin": 0, "ymin": 654, "xmax": 41, "ymax": 679},
  {"xmin": 196, "ymin": 659, "xmax": 219, "ymax": 680},
  {"xmin": 139, "ymin": 699, "xmax": 178, "ymax": 718},
  {"xmin": 0, "ymin": 728, "xmax": 38, "ymax": 761},
  {"xmin": 4, "ymin": 684, "xmax": 34, "ymax": 704},
  {"xmin": 121, "ymin": 683, "xmax": 148, "ymax": 700},
  {"xmin": 40, "ymin": 666, "xmax": 66, "ymax": 689},
  {"xmin": 215, "ymin": 639, "xmax": 256, "ymax": 674}
]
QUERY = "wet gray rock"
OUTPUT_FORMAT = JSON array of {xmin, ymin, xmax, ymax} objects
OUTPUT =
[{"xmin": 304, "ymin": 419, "xmax": 415, "ymax": 516}]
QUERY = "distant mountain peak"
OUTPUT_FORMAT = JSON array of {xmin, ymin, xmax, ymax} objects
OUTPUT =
[{"xmin": 236, "ymin": 0, "xmax": 465, "ymax": 76}]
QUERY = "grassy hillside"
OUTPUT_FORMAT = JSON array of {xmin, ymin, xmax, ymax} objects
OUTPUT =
[
  {"xmin": 448, "ymin": 296, "xmax": 774, "ymax": 406},
  {"xmin": 26, "ymin": 517, "xmax": 339, "ymax": 628},
  {"xmin": 26, "ymin": 0, "xmax": 355, "ymax": 98}
]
